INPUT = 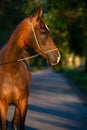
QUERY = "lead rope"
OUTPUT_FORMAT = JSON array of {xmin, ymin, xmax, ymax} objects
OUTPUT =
[{"xmin": 0, "ymin": 54, "xmax": 39, "ymax": 66}]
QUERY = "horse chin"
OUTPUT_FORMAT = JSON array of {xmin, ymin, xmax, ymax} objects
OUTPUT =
[{"xmin": 47, "ymin": 56, "xmax": 61, "ymax": 66}]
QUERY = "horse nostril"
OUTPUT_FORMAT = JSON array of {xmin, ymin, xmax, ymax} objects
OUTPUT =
[{"xmin": 47, "ymin": 51, "xmax": 61, "ymax": 66}]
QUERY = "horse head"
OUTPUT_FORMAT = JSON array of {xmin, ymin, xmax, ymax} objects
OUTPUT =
[{"xmin": 26, "ymin": 8, "xmax": 61, "ymax": 66}]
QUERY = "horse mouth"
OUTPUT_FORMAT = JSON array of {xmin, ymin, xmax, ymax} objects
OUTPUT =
[
  {"xmin": 47, "ymin": 51, "xmax": 61, "ymax": 66},
  {"xmin": 51, "ymin": 56, "xmax": 61, "ymax": 66}
]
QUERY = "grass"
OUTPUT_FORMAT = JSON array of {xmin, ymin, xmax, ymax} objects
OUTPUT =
[{"xmin": 64, "ymin": 67, "xmax": 87, "ymax": 93}]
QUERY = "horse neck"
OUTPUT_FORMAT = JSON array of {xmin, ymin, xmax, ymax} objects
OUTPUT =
[{"xmin": 4, "ymin": 18, "xmax": 31, "ymax": 71}]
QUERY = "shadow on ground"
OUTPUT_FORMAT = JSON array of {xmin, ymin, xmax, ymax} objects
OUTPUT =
[
  {"xmin": 7, "ymin": 121, "xmax": 38, "ymax": 130},
  {"xmin": 7, "ymin": 70, "xmax": 87, "ymax": 130}
]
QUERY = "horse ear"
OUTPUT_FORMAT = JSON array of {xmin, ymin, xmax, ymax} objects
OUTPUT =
[
  {"xmin": 34, "ymin": 7, "xmax": 43, "ymax": 21},
  {"xmin": 38, "ymin": 7, "xmax": 43, "ymax": 18}
]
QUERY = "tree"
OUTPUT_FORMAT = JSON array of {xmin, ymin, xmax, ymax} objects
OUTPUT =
[
  {"xmin": 43, "ymin": 0, "xmax": 87, "ymax": 71},
  {"xmin": 0, "ymin": 0, "xmax": 41, "ymax": 45},
  {"xmin": 67, "ymin": 1, "xmax": 87, "ymax": 71}
]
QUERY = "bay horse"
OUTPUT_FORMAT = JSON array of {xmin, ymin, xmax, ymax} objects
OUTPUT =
[{"xmin": 0, "ymin": 8, "xmax": 60, "ymax": 130}]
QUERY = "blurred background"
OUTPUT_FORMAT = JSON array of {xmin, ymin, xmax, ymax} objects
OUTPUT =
[{"xmin": 0, "ymin": 0, "xmax": 87, "ymax": 92}]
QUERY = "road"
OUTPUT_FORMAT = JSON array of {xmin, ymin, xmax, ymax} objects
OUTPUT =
[{"xmin": 7, "ymin": 68, "xmax": 87, "ymax": 130}]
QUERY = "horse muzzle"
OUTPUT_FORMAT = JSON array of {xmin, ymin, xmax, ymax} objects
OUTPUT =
[{"xmin": 47, "ymin": 51, "xmax": 61, "ymax": 66}]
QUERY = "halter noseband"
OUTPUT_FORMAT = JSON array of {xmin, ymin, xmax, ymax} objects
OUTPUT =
[{"xmin": 30, "ymin": 20, "xmax": 58, "ymax": 55}]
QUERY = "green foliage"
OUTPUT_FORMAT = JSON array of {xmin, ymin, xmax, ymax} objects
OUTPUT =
[
  {"xmin": 53, "ymin": 63, "xmax": 63, "ymax": 72},
  {"xmin": 69, "ymin": 22, "xmax": 85, "ymax": 56},
  {"xmin": 0, "ymin": 0, "xmax": 41, "ymax": 45},
  {"xmin": 44, "ymin": 0, "xmax": 87, "ymax": 71},
  {"xmin": 64, "ymin": 68, "xmax": 87, "ymax": 92}
]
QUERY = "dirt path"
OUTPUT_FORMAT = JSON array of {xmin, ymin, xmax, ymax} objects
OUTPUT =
[{"xmin": 7, "ymin": 68, "xmax": 87, "ymax": 130}]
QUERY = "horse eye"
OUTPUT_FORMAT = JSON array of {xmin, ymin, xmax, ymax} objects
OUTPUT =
[
  {"xmin": 41, "ymin": 31, "xmax": 46, "ymax": 35},
  {"xmin": 40, "ymin": 22, "xmax": 44, "ymax": 29}
]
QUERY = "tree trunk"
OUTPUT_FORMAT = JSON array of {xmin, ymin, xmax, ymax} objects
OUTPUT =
[{"xmin": 85, "ymin": 55, "xmax": 87, "ymax": 72}]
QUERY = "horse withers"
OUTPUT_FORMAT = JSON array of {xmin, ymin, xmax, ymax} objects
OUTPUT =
[{"xmin": 0, "ymin": 8, "xmax": 60, "ymax": 130}]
